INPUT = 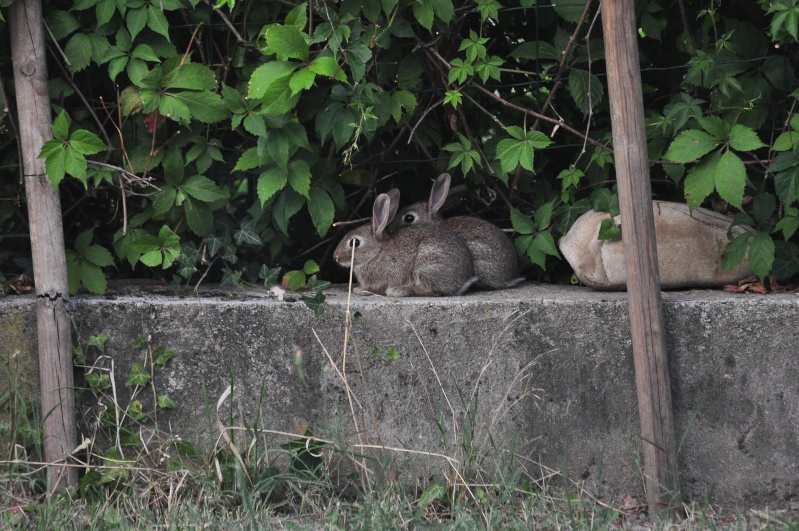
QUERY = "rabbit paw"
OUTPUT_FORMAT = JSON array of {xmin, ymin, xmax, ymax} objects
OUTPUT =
[{"xmin": 385, "ymin": 287, "xmax": 411, "ymax": 297}]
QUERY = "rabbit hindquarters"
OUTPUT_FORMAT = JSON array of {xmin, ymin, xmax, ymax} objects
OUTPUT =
[
  {"xmin": 443, "ymin": 216, "xmax": 523, "ymax": 289},
  {"xmin": 383, "ymin": 225, "xmax": 477, "ymax": 297}
]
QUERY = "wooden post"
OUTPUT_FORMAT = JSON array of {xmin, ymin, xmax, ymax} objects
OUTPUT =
[
  {"xmin": 9, "ymin": 0, "xmax": 78, "ymax": 491},
  {"xmin": 600, "ymin": 0, "xmax": 682, "ymax": 518}
]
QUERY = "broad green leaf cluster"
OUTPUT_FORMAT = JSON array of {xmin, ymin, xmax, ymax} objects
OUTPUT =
[{"xmin": 1, "ymin": 0, "xmax": 798, "ymax": 290}]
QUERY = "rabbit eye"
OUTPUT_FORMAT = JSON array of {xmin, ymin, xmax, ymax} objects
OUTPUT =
[
  {"xmin": 403, "ymin": 213, "xmax": 417, "ymax": 223},
  {"xmin": 349, "ymin": 237, "xmax": 361, "ymax": 248}
]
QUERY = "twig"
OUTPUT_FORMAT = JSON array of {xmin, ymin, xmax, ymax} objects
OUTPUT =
[
  {"xmin": 532, "ymin": 0, "xmax": 594, "ymax": 131},
  {"xmin": 408, "ymin": 99, "xmax": 444, "ymax": 145},
  {"xmin": 203, "ymin": 0, "xmax": 246, "ymax": 43}
]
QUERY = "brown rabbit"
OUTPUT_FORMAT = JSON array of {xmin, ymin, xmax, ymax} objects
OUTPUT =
[
  {"xmin": 334, "ymin": 190, "xmax": 477, "ymax": 296},
  {"xmin": 389, "ymin": 173, "xmax": 523, "ymax": 289}
]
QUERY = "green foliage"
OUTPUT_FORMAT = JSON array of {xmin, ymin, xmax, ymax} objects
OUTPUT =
[{"xmin": 2, "ymin": 0, "xmax": 799, "ymax": 289}]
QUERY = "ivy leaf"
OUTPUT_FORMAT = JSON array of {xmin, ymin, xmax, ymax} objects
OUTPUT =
[
  {"xmin": 597, "ymin": 218, "xmax": 621, "ymax": 240},
  {"xmin": 154, "ymin": 347, "xmax": 175, "ymax": 366},
  {"xmin": 125, "ymin": 363, "xmax": 151, "ymax": 387},
  {"xmin": 259, "ymin": 265, "xmax": 281, "ymax": 287},
  {"xmin": 157, "ymin": 394, "xmax": 177, "ymax": 409},
  {"xmin": 234, "ymin": 220, "xmax": 263, "ymax": 245},
  {"xmin": 303, "ymin": 290, "xmax": 326, "ymax": 316},
  {"xmin": 664, "ymin": 129, "xmax": 720, "ymax": 163}
]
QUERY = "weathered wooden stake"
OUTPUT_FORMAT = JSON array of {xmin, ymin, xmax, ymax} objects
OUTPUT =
[
  {"xmin": 600, "ymin": 0, "xmax": 682, "ymax": 518},
  {"xmin": 10, "ymin": 0, "xmax": 78, "ymax": 491}
]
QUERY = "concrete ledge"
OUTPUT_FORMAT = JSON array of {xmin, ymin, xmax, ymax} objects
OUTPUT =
[{"xmin": 2, "ymin": 283, "xmax": 798, "ymax": 506}]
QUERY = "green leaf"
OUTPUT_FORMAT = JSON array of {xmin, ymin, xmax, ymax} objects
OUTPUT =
[
  {"xmin": 772, "ymin": 131, "xmax": 799, "ymax": 152},
  {"xmin": 413, "ymin": 0, "xmax": 434, "ymax": 30},
  {"xmin": 664, "ymin": 129, "xmax": 720, "ymax": 163},
  {"xmin": 146, "ymin": 5, "xmax": 170, "ymax": 39},
  {"xmin": 259, "ymin": 265, "xmax": 281, "ymax": 287},
  {"xmin": 126, "ymin": 6, "xmax": 147, "ymax": 40},
  {"xmin": 65, "ymin": 33, "xmax": 93, "ymax": 73},
  {"xmin": 52, "ymin": 110, "xmax": 71, "ymax": 141},
  {"xmin": 96, "ymin": 0, "xmax": 117, "ymax": 27},
  {"xmin": 752, "ymin": 193, "xmax": 777, "ymax": 228},
  {"xmin": 47, "ymin": 10, "xmax": 81, "ymax": 40},
  {"xmin": 157, "ymin": 394, "xmax": 177, "ymax": 409},
  {"xmin": 82, "ymin": 244, "xmax": 115, "ymax": 268},
  {"xmin": 728, "ymin": 124, "xmax": 767, "ymax": 152},
  {"xmin": 597, "ymin": 218, "xmax": 621, "ymax": 240},
  {"xmin": 773, "ymin": 241, "xmax": 799, "ymax": 280},
  {"xmin": 272, "ymin": 189, "xmax": 305, "ymax": 236},
  {"xmin": 41, "ymin": 147, "xmax": 66, "ymax": 188},
  {"xmin": 234, "ymin": 148, "xmax": 261, "ymax": 171},
  {"xmin": 533, "ymin": 232, "xmax": 561, "ymax": 259},
  {"xmin": 282, "ymin": 269, "xmax": 306, "ymax": 291},
  {"xmin": 534, "ymin": 200, "xmax": 556, "ymax": 230},
  {"xmin": 165, "ymin": 63, "xmax": 218, "ymax": 91},
  {"xmin": 234, "ymin": 220, "xmax": 263, "ymax": 245},
  {"xmin": 308, "ymin": 56, "xmax": 346, "ymax": 81},
  {"xmin": 683, "ymin": 151, "xmax": 720, "ymax": 210},
  {"xmin": 303, "ymin": 290, "xmax": 326, "ymax": 316},
  {"xmin": 721, "ymin": 232, "xmax": 752, "ymax": 271},
  {"xmin": 308, "ymin": 187, "xmax": 335, "ymax": 237},
  {"xmin": 714, "ymin": 150, "xmax": 746, "ymax": 210},
  {"xmin": 69, "ymin": 130, "xmax": 107, "ymax": 155},
  {"xmin": 80, "ymin": 259, "xmax": 108, "ymax": 295},
  {"xmin": 568, "ymin": 69, "xmax": 604, "ymax": 115},
  {"xmin": 289, "ymin": 68, "xmax": 316, "ymax": 94},
  {"xmin": 266, "ymin": 25, "xmax": 309, "ymax": 61},
  {"xmin": 171, "ymin": 91, "xmax": 230, "ymax": 123},
  {"xmin": 697, "ymin": 115, "xmax": 729, "ymax": 140},
  {"xmin": 288, "ymin": 160, "xmax": 311, "ymax": 198},
  {"xmin": 510, "ymin": 208, "xmax": 536, "ymax": 235},
  {"xmin": 418, "ymin": 482, "xmax": 447, "ymax": 507},
  {"xmin": 125, "ymin": 363, "xmax": 151, "ymax": 387},
  {"xmin": 748, "ymin": 232, "xmax": 775, "ymax": 282},
  {"xmin": 496, "ymin": 138, "xmax": 532, "ymax": 174},
  {"xmin": 182, "ymin": 175, "xmax": 229, "ymax": 202},
  {"xmin": 258, "ymin": 166, "xmax": 288, "ymax": 205},
  {"xmin": 153, "ymin": 347, "xmax": 175, "ymax": 366},
  {"xmin": 183, "ymin": 197, "xmax": 213, "ymax": 236},
  {"xmin": 248, "ymin": 61, "xmax": 298, "ymax": 99},
  {"xmin": 775, "ymin": 171, "xmax": 799, "ymax": 210}
]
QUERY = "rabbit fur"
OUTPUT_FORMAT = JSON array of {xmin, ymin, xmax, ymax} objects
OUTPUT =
[
  {"xmin": 389, "ymin": 173, "xmax": 523, "ymax": 289},
  {"xmin": 334, "ymin": 189, "xmax": 477, "ymax": 296}
]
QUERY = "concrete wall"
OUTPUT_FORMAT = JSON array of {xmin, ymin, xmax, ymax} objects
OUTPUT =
[{"xmin": 1, "ymin": 283, "xmax": 797, "ymax": 507}]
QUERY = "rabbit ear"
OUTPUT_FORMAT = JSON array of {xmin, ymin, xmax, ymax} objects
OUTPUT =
[
  {"xmin": 428, "ymin": 173, "xmax": 451, "ymax": 217},
  {"xmin": 372, "ymin": 192, "xmax": 398, "ymax": 238}
]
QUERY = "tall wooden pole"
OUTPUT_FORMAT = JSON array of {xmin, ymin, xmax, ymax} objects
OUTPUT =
[
  {"xmin": 9, "ymin": 0, "xmax": 78, "ymax": 492},
  {"xmin": 600, "ymin": 0, "xmax": 681, "ymax": 518}
]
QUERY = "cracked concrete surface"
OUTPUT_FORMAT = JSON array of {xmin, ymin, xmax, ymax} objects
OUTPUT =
[{"xmin": 1, "ymin": 282, "xmax": 798, "ymax": 506}]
